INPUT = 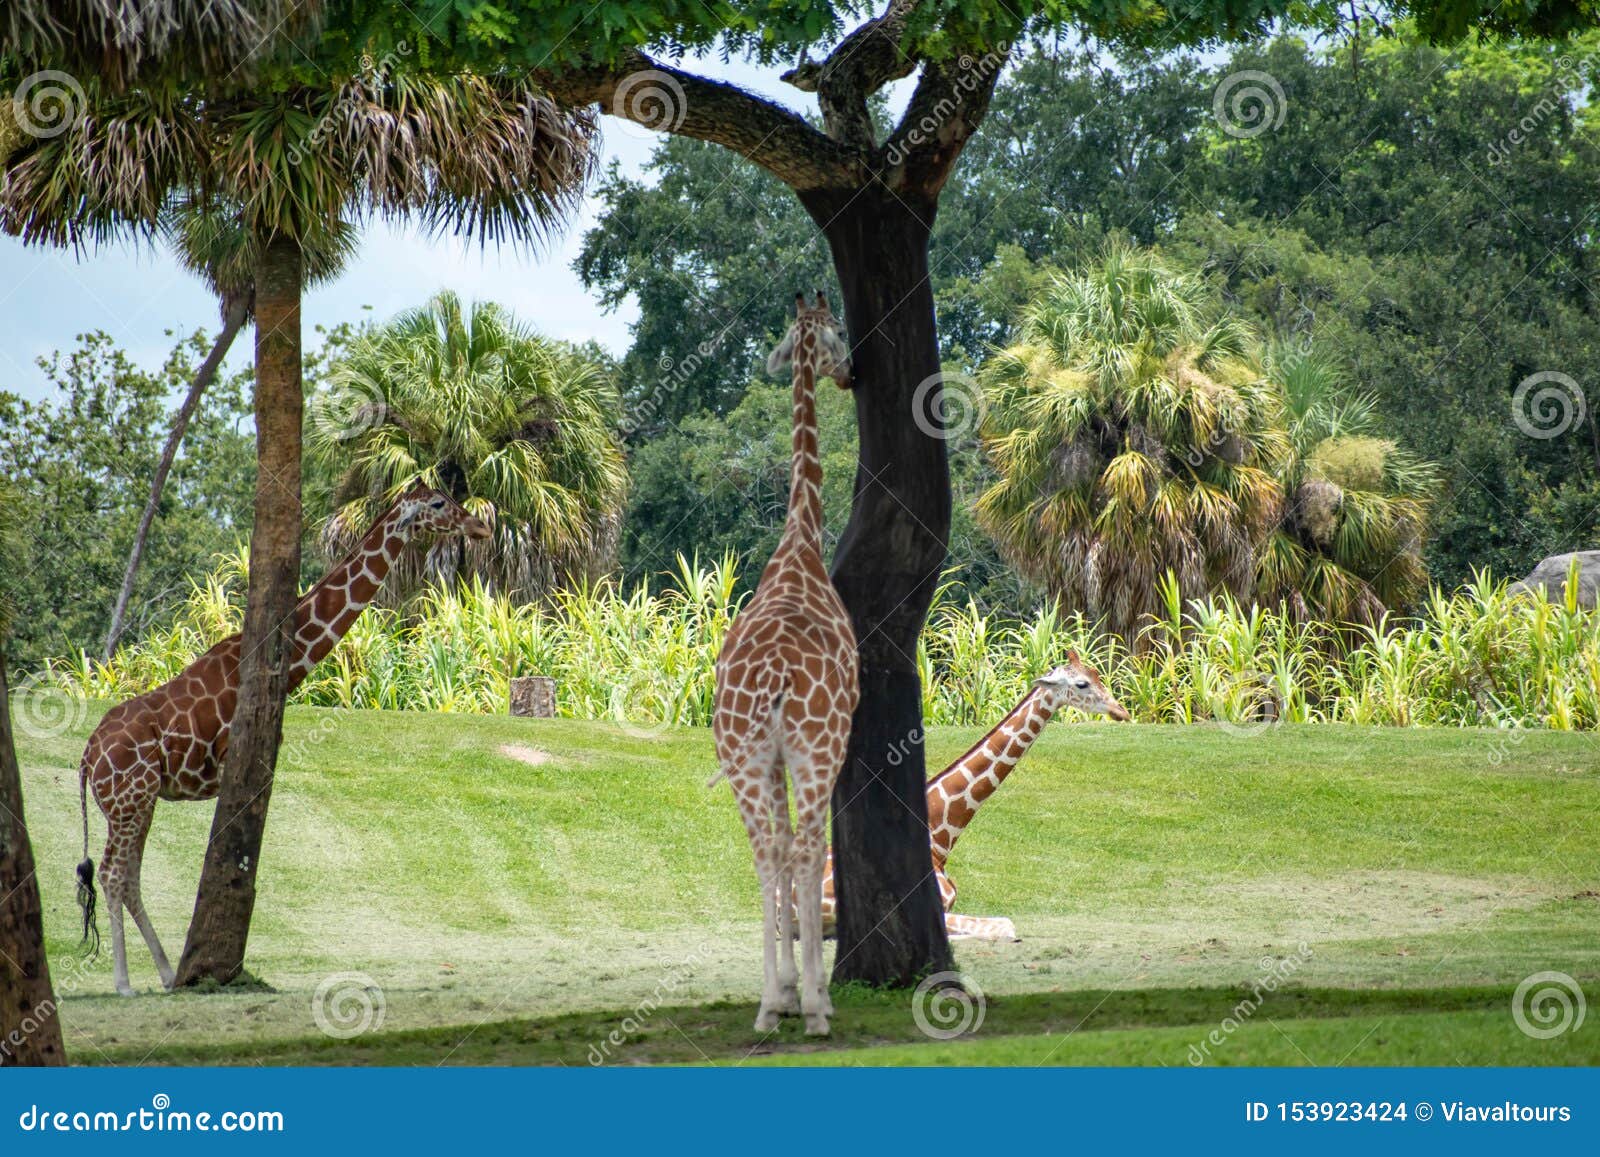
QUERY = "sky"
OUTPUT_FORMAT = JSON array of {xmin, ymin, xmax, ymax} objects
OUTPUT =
[{"xmin": 0, "ymin": 57, "xmax": 879, "ymax": 404}]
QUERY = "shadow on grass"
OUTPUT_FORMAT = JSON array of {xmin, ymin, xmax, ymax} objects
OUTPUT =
[{"xmin": 86, "ymin": 983, "xmax": 1533, "ymax": 1067}]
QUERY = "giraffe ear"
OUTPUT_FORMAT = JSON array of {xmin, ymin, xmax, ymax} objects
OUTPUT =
[{"xmin": 1066, "ymin": 649, "xmax": 1079, "ymax": 664}]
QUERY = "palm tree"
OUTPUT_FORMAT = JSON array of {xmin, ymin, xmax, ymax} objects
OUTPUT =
[
  {"xmin": 1, "ymin": 1, "xmax": 315, "ymax": 93},
  {"xmin": 0, "ymin": 480, "xmax": 65, "ymax": 1066},
  {"xmin": 1257, "ymin": 344, "xmax": 1435, "ymax": 624},
  {"xmin": 314, "ymin": 291, "xmax": 628, "ymax": 602},
  {"xmin": 976, "ymin": 244, "xmax": 1286, "ymax": 644},
  {"xmin": 104, "ymin": 201, "xmax": 357, "ymax": 657},
  {"xmin": 1, "ymin": 66, "xmax": 597, "ymax": 986}
]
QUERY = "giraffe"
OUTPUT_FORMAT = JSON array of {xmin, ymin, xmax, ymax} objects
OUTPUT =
[
  {"xmin": 76, "ymin": 481, "xmax": 489, "ymax": 997},
  {"xmin": 712, "ymin": 291, "xmax": 858, "ymax": 1035},
  {"xmin": 817, "ymin": 652, "xmax": 1128, "ymax": 940}
]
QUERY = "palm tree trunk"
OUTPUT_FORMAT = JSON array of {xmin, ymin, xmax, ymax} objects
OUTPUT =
[
  {"xmin": 104, "ymin": 295, "xmax": 250, "ymax": 658},
  {"xmin": 0, "ymin": 650, "xmax": 66, "ymax": 1066},
  {"xmin": 174, "ymin": 236, "xmax": 302, "ymax": 988}
]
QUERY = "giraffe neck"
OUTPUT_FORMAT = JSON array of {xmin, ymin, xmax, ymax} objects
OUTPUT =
[
  {"xmin": 778, "ymin": 338, "xmax": 824, "ymax": 558},
  {"xmin": 287, "ymin": 503, "xmax": 411, "ymax": 688},
  {"xmin": 927, "ymin": 687, "xmax": 1056, "ymax": 865}
]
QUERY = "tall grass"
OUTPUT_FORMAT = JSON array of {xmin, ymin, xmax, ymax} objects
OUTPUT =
[{"xmin": 47, "ymin": 555, "xmax": 1600, "ymax": 731}]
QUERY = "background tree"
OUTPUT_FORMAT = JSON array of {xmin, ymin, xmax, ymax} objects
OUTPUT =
[
  {"xmin": 0, "ymin": 479, "xmax": 65, "ymax": 1067},
  {"xmin": 1, "ymin": 65, "xmax": 598, "ymax": 987},
  {"xmin": 0, "ymin": 333, "xmax": 258, "ymax": 669},
  {"xmin": 377, "ymin": 0, "xmax": 1590, "ymax": 985},
  {"xmin": 1257, "ymin": 345, "xmax": 1435, "ymax": 624},
  {"xmin": 316, "ymin": 291, "xmax": 628, "ymax": 601},
  {"xmin": 104, "ymin": 203, "xmax": 357, "ymax": 657},
  {"xmin": 977, "ymin": 245, "xmax": 1286, "ymax": 644}
]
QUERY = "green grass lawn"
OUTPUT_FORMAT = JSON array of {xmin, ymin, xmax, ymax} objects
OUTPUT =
[{"xmin": 15, "ymin": 695, "xmax": 1600, "ymax": 1066}]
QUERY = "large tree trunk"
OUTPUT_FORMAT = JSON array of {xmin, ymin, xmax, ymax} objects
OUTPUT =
[
  {"xmin": 174, "ymin": 237, "xmax": 302, "ymax": 988},
  {"xmin": 0, "ymin": 651, "xmax": 66, "ymax": 1066},
  {"xmin": 799, "ymin": 185, "xmax": 954, "ymax": 986},
  {"xmin": 105, "ymin": 295, "xmax": 250, "ymax": 658}
]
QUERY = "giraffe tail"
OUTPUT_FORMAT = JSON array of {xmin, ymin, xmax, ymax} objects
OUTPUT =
[{"xmin": 76, "ymin": 762, "xmax": 99, "ymax": 959}]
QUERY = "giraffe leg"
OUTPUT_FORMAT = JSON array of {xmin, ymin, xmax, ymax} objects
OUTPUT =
[
  {"xmin": 122, "ymin": 835, "xmax": 175, "ymax": 991},
  {"xmin": 793, "ymin": 807, "xmax": 831, "ymax": 1034},
  {"xmin": 770, "ymin": 791, "xmax": 800, "ymax": 1016},
  {"xmin": 717, "ymin": 720, "xmax": 788, "ymax": 1033},
  {"xmin": 95, "ymin": 767, "xmax": 160, "ymax": 998}
]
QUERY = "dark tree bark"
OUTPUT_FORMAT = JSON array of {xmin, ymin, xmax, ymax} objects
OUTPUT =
[
  {"xmin": 539, "ymin": 10, "xmax": 1003, "ymax": 985},
  {"xmin": 0, "ymin": 651, "xmax": 67, "ymax": 1066},
  {"xmin": 105, "ymin": 294, "xmax": 250, "ymax": 658},
  {"xmin": 798, "ymin": 186, "xmax": 954, "ymax": 984},
  {"xmin": 174, "ymin": 236, "xmax": 302, "ymax": 987}
]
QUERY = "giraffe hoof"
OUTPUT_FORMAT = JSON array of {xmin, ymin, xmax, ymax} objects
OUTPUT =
[
  {"xmin": 775, "ymin": 988, "xmax": 801, "ymax": 1016},
  {"xmin": 116, "ymin": 984, "xmax": 138, "ymax": 998},
  {"xmin": 754, "ymin": 1008, "xmax": 781, "ymax": 1032},
  {"xmin": 803, "ymin": 1014, "xmax": 831, "ymax": 1036}
]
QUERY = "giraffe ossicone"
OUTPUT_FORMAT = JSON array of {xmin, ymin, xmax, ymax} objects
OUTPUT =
[
  {"xmin": 713, "ymin": 291, "xmax": 858, "ymax": 1035},
  {"xmin": 76, "ymin": 480, "xmax": 489, "ymax": 997},
  {"xmin": 817, "ymin": 651, "xmax": 1128, "ymax": 941}
]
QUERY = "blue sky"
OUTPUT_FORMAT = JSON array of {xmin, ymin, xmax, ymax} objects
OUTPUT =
[{"xmin": 0, "ymin": 58, "xmax": 864, "ymax": 403}]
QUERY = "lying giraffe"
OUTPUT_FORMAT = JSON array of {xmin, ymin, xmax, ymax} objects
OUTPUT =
[
  {"xmin": 713, "ymin": 292, "xmax": 858, "ymax": 1035},
  {"xmin": 77, "ymin": 481, "xmax": 489, "ymax": 996},
  {"xmin": 819, "ymin": 652, "xmax": 1128, "ymax": 940}
]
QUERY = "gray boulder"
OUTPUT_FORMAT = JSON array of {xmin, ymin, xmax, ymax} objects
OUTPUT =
[{"xmin": 1511, "ymin": 551, "xmax": 1600, "ymax": 609}]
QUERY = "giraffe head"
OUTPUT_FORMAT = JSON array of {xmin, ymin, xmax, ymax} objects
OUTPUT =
[
  {"xmin": 1032, "ymin": 651, "xmax": 1130, "ymax": 721},
  {"xmin": 395, "ymin": 481, "xmax": 492, "ymax": 541},
  {"xmin": 767, "ymin": 291, "xmax": 852, "ymax": 389}
]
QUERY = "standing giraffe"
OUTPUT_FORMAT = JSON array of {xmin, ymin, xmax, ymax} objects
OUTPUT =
[
  {"xmin": 713, "ymin": 292, "xmax": 858, "ymax": 1035},
  {"xmin": 817, "ymin": 653, "xmax": 1128, "ymax": 940},
  {"xmin": 77, "ymin": 481, "xmax": 489, "ymax": 996}
]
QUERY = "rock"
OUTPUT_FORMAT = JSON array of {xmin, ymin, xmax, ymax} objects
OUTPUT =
[{"xmin": 1511, "ymin": 551, "xmax": 1600, "ymax": 609}]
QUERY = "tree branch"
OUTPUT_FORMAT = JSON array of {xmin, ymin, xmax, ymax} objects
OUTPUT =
[
  {"xmin": 535, "ymin": 51, "xmax": 861, "ymax": 190},
  {"xmin": 882, "ymin": 44, "xmax": 1010, "ymax": 196},
  {"xmin": 784, "ymin": 0, "xmax": 921, "ymax": 152}
]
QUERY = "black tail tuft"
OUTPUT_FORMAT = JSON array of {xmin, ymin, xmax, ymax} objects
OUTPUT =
[{"xmin": 76, "ymin": 858, "xmax": 99, "ymax": 960}]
